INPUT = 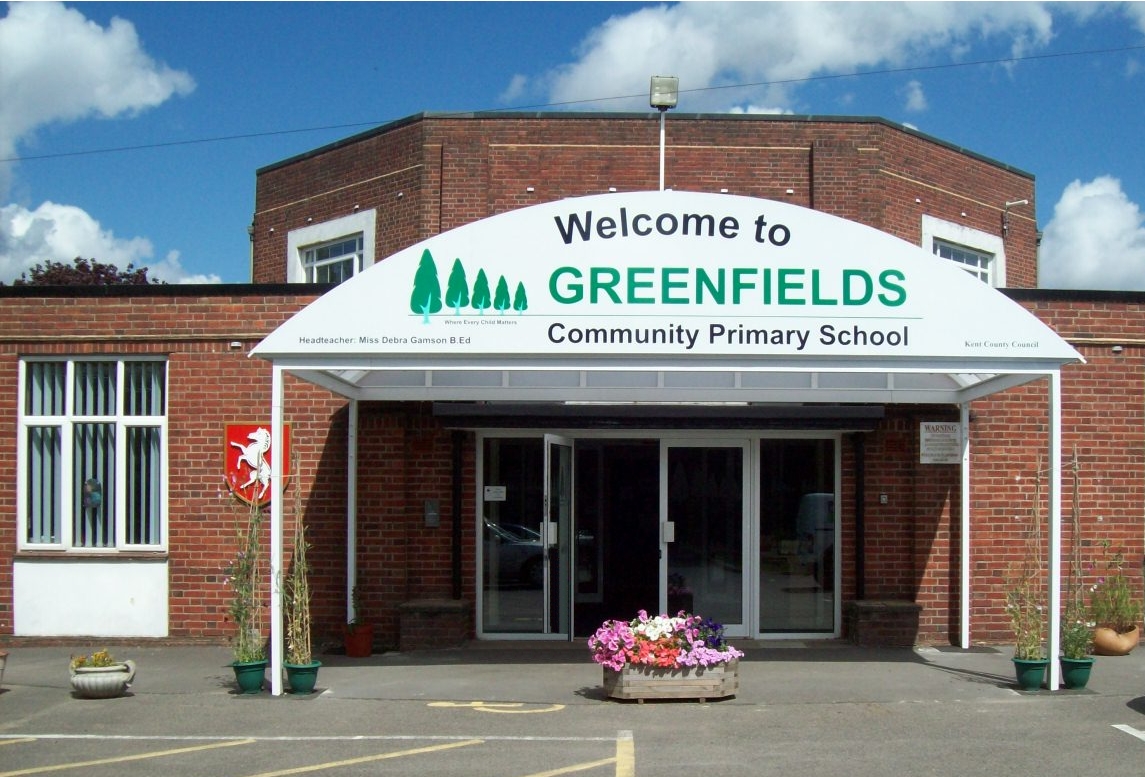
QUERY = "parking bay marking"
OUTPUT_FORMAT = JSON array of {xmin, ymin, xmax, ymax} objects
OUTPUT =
[
  {"xmin": 1114, "ymin": 724, "xmax": 1145, "ymax": 742},
  {"xmin": 428, "ymin": 701, "xmax": 566, "ymax": 713},
  {"xmin": 515, "ymin": 731, "xmax": 634, "ymax": 777},
  {"xmin": 242, "ymin": 740, "xmax": 484, "ymax": 777},
  {"xmin": 0, "ymin": 738, "xmax": 255, "ymax": 777}
]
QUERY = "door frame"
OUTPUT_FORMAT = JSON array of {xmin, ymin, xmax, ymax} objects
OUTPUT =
[{"xmin": 660, "ymin": 438, "xmax": 752, "ymax": 637}]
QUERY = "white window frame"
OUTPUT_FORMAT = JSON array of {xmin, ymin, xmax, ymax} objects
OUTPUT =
[
  {"xmin": 17, "ymin": 357, "xmax": 169, "ymax": 553},
  {"xmin": 921, "ymin": 215, "xmax": 1006, "ymax": 287},
  {"xmin": 287, "ymin": 210, "xmax": 377, "ymax": 284}
]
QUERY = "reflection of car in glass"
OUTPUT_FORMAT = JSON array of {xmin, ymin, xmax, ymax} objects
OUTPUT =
[
  {"xmin": 483, "ymin": 520, "xmax": 544, "ymax": 588},
  {"xmin": 796, "ymin": 493, "xmax": 835, "ymax": 590}
]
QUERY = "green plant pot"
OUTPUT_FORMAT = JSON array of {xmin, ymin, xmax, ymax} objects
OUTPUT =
[
  {"xmin": 1060, "ymin": 656, "xmax": 1095, "ymax": 689},
  {"xmin": 1012, "ymin": 657, "xmax": 1048, "ymax": 691},
  {"xmin": 284, "ymin": 661, "xmax": 322, "ymax": 694},
  {"xmin": 232, "ymin": 659, "xmax": 268, "ymax": 694}
]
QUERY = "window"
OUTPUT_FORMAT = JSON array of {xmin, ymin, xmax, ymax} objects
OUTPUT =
[
  {"xmin": 920, "ymin": 215, "xmax": 1007, "ymax": 287},
  {"xmin": 303, "ymin": 235, "xmax": 363, "ymax": 284},
  {"xmin": 933, "ymin": 238, "xmax": 993, "ymax": 284},
  {"xmin": 19, "ymin": 358, "xmax": 167, "ymax": 551},
  {"xmin": 286, "ymin": 210, "xmax": 377, "ymax": 283}
]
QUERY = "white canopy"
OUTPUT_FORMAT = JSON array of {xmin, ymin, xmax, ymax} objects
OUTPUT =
[
  {"xmin": 253, "ymin": 191, "xmax": 1082, "ymax": 694},
  {"xmin": 253, "ymin": 191, "xmax": 1079, "ymax": 405}
]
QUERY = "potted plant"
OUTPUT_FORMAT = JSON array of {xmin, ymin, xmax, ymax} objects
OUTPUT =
[
  {"xmin": 1005, "ymin": 558, "xmax": 1048, "ymax": 690},
  {"xmin": 588, "ymin": 610, "xmax": 743, "ymax": 702},
  {"xmin": 284, "ymin": 520, "xmax": 321, "ymax": 693},
  {"xmin": 343, "ymin": 586, "xmax": 374, "ymax": 658},
  {"xmin": 1090, "ymin": 539, "xmax": 1142, "ymax": 655},
  {"xmin": 225, "ymin": 499, "xmax": 267, "ymax": 693},
  {"xmin": 1059, "ymin": 606, "xmax": 1095, "ymax": 688},
  {"xmin": 69, "ymin": 649, "xmax": 136, "ymax": 698}
]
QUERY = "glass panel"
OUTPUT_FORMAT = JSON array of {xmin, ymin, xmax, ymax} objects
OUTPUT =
[
  {"xmin": 759, "ymin": 439, "xmax": 836, "ymax": 633},
  {"xmin": 545, "ymin": 436, "xmax": 572, "ymax": 635},
  {"xmin": 25, "ymin": 362, "xmax": 65, "ymax": 415},
  {"xmin": 666, "ymin": 446, "xmax": 743, "ymax": 626},
  {"xmin": 481, "ymin": 438, "xmax": 544, "ymax": 633},
  {"xmin": 74, "ymin": 362, "xmax": 117, "ymax": 416},
  {"xmin": 25, "ymin": 426, "xmax": 61, "ymax": 543},
  {"xmin": 125, "ymin": 362, "xmax": 166, "ymax": 416},
  {"xmin": 73, "ymin": 423, "xmax": 115, "ymax": 548},
  {"xmin": 126, "ymin": 426, "xmax": 162, "ymax": 545}
]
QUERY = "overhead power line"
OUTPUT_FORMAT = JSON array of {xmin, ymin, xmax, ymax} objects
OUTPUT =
[{"xmin": 3, "ymin": 42, "xmax": 1143, "ymax": 164}]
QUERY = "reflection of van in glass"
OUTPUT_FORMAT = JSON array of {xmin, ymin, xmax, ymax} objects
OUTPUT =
[{"xmin": 796, "ymin": 493, "xmax": 835, "ymax": 590}]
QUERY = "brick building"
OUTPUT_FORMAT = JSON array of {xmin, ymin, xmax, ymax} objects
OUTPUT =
[{"xmin": 2, "ymin": 113, "xmax": 1141, "ymax": 693}]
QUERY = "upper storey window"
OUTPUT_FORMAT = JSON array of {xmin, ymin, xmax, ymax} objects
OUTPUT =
[
  {"xmin": 287, "ymin": 210, "xmax": 377, "ymax": 284},
  {"xmin": 933, "ymin": 239, "xmax": 993, "ymax": 285},
  {"xmin": 920, "ymin": 215, "xmax": 1006, "ymax": 288},
  {"xmin": 303, "ymin": 236, "xmax": 363, "ymax": 284}
]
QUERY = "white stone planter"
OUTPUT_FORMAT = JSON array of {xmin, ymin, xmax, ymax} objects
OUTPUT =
[{"xmin": 69, "ymin": 660, "xmax": 136, "ymax": 699}]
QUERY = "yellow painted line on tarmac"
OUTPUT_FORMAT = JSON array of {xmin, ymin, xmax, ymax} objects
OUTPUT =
[
  {"xmin": 513, "ymin": 730, "xmax": 634, "ymax": 777},
  {"xmin": 241, "ymin": 739, "xmax": 484, "ymax": 777},
  {"xmin": 614, "ymin": 730, "xmax": 634, "ymax": 777},
  {"xmin": 0, "ymin": 738, "xmax": 255, "ymax": 777},
  {"xmin": 0, "ymin": 740, "xmax": 37, "ymax": 747},
  {"xmin": 428, "ymin": 701, "xmax": 566, "ymax": 714}
]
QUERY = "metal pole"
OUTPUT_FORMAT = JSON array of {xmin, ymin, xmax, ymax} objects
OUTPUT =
[
  {"xmin": 269, "ymin": 366, "xmax": 285, "ymax": 696},
  {"xmin": 960, "ymin": 402, "xmax": 971, "ymax": 649},
  {"xmin": 659, "ymin": 109, "xmax": 666, "ymax": 191},
  {"xmin": 1048, "ymin": 370, "xmax": 1063, "ymax": 690}
]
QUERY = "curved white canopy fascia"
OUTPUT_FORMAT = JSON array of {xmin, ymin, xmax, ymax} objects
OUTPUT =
[{"xmin": 253, "ymin": 190, "xmax": 1082, "ymax": 404}]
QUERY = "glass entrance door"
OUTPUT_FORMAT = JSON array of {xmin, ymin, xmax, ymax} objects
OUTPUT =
[
  {"xmin": 662, "ymin": 442, "xmax": 748, "ymax": 635},
  {"xmin": 480, "ymin": 435, "xmax": 571, "ymax": 638},
  {"xmin": 543, "ymin": 434, "xmax": 573, "ymax": 636}
]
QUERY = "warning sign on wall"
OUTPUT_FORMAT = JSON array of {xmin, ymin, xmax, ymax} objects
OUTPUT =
[{"xmin": 919, "ymin": 422, "xmax": 962, "ymax": 464}]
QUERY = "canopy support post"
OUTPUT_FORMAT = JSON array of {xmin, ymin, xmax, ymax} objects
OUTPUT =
[
  {"xmin": 1047, "ymin": 370, "xmax": 1063, "ymax": 690},
  {"xmin": 269, "ymin": 365, "xmax": 285, "ymax": 696},
  {"xmin": 347, "ymin": 399, "xmax": 359, "ymax": 622},
  {"xmin": 960, "ymin": 402, "xmax": 971, "ymax": 649}
]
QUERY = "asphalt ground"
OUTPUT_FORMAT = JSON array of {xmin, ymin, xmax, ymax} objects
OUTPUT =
[{"xmin": 3, "ymin": 640, "xmax": 1145, "ymax": 776}]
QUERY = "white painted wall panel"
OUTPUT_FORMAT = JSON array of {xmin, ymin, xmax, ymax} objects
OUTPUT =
[{"xmin": 14, "ymin": 559, "xmax": 168, "ymax": 637}]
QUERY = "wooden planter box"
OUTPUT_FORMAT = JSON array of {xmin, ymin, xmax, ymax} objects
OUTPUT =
[{"xmin": 602, "ymin": 660, "xmax": 739, "ymax": 703}]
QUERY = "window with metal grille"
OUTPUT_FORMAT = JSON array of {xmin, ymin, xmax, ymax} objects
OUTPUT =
[{"xmin": 19, "ymin": 359, "xmax": 166, "ymax": 551}]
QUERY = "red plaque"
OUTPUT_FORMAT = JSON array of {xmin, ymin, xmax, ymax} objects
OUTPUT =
[{"xmin": 224, "ymin": 423, "xmax": 290, "ymax": 505}]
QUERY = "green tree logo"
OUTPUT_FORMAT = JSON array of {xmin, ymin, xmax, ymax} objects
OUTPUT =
[
  {"xmin": 444, "ymin": 258, "xmax": 469, "ymax": 315},
  {"xmin": 409, "ymin": 249, "xmax": 443, "ymax": 323},
  {"xmin": 471, "ymin": 269, "xmax": 492, "ymax": 315},
  {"xmin": 493, "ymin": 275, "xmax": 511, "ymax": 314},
  {"xmin": 513, "ymin": 282, "xmax": 528, "ymax": 315}
]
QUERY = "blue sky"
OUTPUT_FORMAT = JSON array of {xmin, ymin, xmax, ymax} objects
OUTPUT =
[{"xmin": 2, "ymin": 1, "xmax": 1144, "ymax": 288}]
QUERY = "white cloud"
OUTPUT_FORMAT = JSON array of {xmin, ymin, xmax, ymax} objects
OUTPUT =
[
  {"xmin": 534, "ymin": 2, "xmax": 1057, "ymax": 112},
  {"xmin": 0, "ymin": 201, "xmax": 219, "ymax": 285},
  {"xmin": 0, "ymin": 2, "xmax": 195, "ymax": 195},
  {"xmin": 727, "ymin": 104, "xmax": 794, "ymax": 115},
  {"xmin": 901, "ymin": 79, "xmax": 928, "ymax": 112},
  {"xmin": 1039, "ymin": 177, "xmax": 1145, "ymax": 290},
  {"xmin": 499, "ymin": 74, "xmax": 529, "ymax": 105},
  {"xmin": 0, "ymin": 2, "xmax": 201, "ymax": 283}
]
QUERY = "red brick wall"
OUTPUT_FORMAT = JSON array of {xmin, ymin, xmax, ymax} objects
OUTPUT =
[
  {"xmin": 253, "ymin": 114, "xmax": 1036, "ymax": 288},
  {"xmin": 960, "ymin": 293, "xmax": 1145, "ymax": 645},
  {"xmin": 2, "ymin": 288, "xmax": 1143, "ymax": 649}
]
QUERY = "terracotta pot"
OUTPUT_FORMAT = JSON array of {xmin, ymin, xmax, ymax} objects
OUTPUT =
[
  {"xmin": 344, "ymin": 623, "xmax": 374, "ymax": 658},
  {"xmin": 1092, "ymin": 625, "xmax": 1140, "ymax": 656}
]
